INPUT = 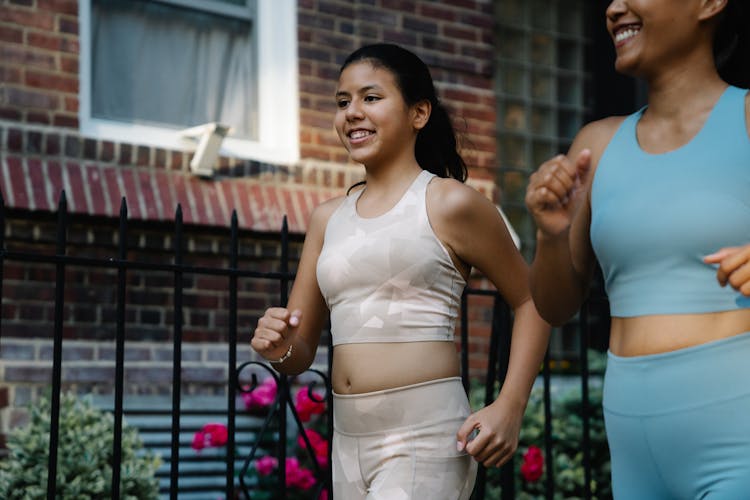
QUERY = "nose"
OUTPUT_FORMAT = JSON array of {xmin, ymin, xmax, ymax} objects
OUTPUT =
[
  {"xmin": 345, "ymin": 98, "xmax": 364, "ymax": 120},
  {"xmin": 606, "ymin": 0, "xmax": 626, "ymax": 22}
]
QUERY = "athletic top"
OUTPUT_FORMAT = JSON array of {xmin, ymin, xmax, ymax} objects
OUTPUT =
[
  {"xmin": 316, "ymin": 170, "xmax": 466, "ymax": 346},
  {"xmin": 590, "ymin": 85, "xmax": 750, "ymax": 317}
]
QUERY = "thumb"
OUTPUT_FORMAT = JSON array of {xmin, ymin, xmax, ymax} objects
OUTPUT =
[
  {"xmin": 575, "ymin": 149, "xmax": 592, "ymax": 182},
  {"xmin": 288, "ymin": 309, "xmax": 302, "ymax": 327},
  {"xmin": 456, "ymin": 416, "xmax": 477, "ymax": 452}
]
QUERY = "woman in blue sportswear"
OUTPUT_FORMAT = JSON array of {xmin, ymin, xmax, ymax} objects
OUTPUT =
[
  {"xmin": 252, "ymin": 44, "xmax": 550, "ymax": 499},
  {"xmin": 526, "ymin": 0, "xmax": 750, "ymax": 498}
]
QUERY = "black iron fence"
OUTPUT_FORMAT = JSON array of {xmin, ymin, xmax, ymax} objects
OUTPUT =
[{"xmin": 0, "ymin": 191, "xmax": 608, "ymax": 499}]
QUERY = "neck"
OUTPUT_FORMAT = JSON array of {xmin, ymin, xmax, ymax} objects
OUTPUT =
[
  {"xmin": 643, "ymin": 47, "xmax": 726, "ymax": 119},
  {"xmin": 362, "ymin": 158, "xmax": 423, "ymax": 192}
]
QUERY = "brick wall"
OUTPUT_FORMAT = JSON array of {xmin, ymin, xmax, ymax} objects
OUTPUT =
[{"xmin": 0, "ymin": 0, "xmax": 501, "ymax": 442}]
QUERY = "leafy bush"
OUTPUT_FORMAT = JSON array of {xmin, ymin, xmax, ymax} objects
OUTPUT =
[
  {"xmin": 474, "ymin": 351, "xmax": 612, "ymax": 499},
  {"xmin": 0, "ymin": 392, "xmax": 161, "ymax": 500}
]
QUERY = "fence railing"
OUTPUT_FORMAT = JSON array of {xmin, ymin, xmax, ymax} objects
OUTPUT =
[{"xmin": 0, "ymin": 191, "xmax": 606, "ymax": 499}]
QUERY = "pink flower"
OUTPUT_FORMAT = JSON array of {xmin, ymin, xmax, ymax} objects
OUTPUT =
[
  {"xmin": 255, "ymin": 455, "xmax": 278, "ymax": 476},
  {"xmin": 191, "ymin": 423, "xmax": 228, "ymax": 451},
  {"xmin": 285, "ymin": 457, "xmax": 316, "ymax": 490},
  {"xmin": 520, "ymin": 445, "xmax": 544, "ymax": 482},
  {"xmin": 242, "ymin": 377, "xmax": 278, "ymax": 410},
  {"xmin": 319, "ymin": 489, "xmax": 328, "ymax": 500},
  {"xmin": 297, "ymin": 428, "xmax": 329, "ymax": 468},
  {"xmin": 294, "ymin": 387, "xmax": 325, "ymax": 422}
]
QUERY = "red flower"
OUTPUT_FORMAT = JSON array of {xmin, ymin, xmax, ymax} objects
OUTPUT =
[
  {"xmin": 191, "ymin": 422, "xmax": 228, "ymax": 451},
  {"xmin": 297, "ymin": 428, "xmax": 329, "ymax": 468},
  {"xmin": 285, "ymin": 457, "xmax": 316, "ymax": 490},
  {"xmin": 255, "ymin": 455, "xmax": 278, "ymax": 476},
  {"xmin": 294, "ymin": 387, "xmax": 325, "ymax": 422},
  {"xmin": 520, "ymin": 445, "xmax": 544, "ymax": 482},
  {"xmin": 242, "ymin": 377, "xmax": 277, "ymax": 410}
]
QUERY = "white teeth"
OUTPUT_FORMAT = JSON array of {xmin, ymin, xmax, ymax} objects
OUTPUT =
[
  {"xmin": 349, "ymin": 130, "xmax": 372, "ymax": 139},
  {"xmin": 615, "ymin": 28, "xmax": 640, "ymax": 43}
]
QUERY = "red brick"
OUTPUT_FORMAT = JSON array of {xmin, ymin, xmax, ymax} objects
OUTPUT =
[
  {"xmin": 204, "ymin": 183, "xmax": 227, "ymax": 226},
  {"xmin": 120, "ymin": 169, "xmax": 142, "ymax": 219},
  {"xmin": 136, "ymin": 169, "xmax": 160, "ymax": 220},
  {"xmin": 0, "ymin": 25, "xmax": 23, "ymax": 44},
  {"xmin": 102, "ymin": 168, "xmax": 123, "ymax": 215},
  {"xmin": 0, "ymin": 44, "xmax": 56, "ymax": 69},
  {"xmin": 84, "ymin": 166, "xmax": 109, "ymax": 216},
  {"xmin": 64, "ymin": 96, "xmax": 78, "ymax": 113},
  {"xmin": 37, "ymin": 0, "xmax": 78, "ymax": 16},
  {"xmin": 66, "ymin": 162, "xmax": 90, "ymax": 213},
  {"xmin": 52, "ymin": 113, "xmax": 78, "ymax": 128},
  {"xmin": 58, "ymin": 16, "xmax": 78, "ymax": 35},
  {"xmin": 25, "ymin": 69, "xmax": 78, "ymax": 93},
  {"xmin": 6, "ymin": 157, "xmax": 29, "ymax": 209},
  {"xmin": 0, "ymin": 6, "xmax": 55, "ymax": 31},
  {"xmin": 26, "ymin": 158, "xmax": 47, "ymax": 210},
  {"xmin": 155, "ymin": 170, "xmax": 177, "ymax": 218},
  {"xmin": 172, "ymin": 174, "xmax": 193, "ymax": 224},
  {"xmin": 189, "ymin": 178, "xmax": 211, "ymax": 225},
  {"xmin": 26, "ymin": 111, "xmax": 50, "ymax": 124},
  {"xmin": 5, "ymin": 87, "xmax": 59, "ymax": 110},
  {"xmin": 60, "ymin": 55, "xmax": 78, "ymax": 74}
]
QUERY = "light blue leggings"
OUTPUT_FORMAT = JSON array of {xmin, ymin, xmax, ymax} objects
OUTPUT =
[{"xmin": 604, "ymin": 331, "xmax": 750, "ymax": 499}]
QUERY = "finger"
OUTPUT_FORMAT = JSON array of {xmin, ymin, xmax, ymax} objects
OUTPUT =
[
  {"xmin": 727, "ymin": 261, "xmax": 750, "ymax": 293},
  {"xmin": 717, "ymin": 250, "xmax": 749, "ymax": 287},
  {"xmin": 289, "ymin": 309, "xmax": 302, "ymax": 327},
  {"xmin": 482, "ymin": 448, "xmax": 512, "ymax": 468},
  {"xmin": 703, "ymin": 247, "xmax": 739, "ymax": 264},
  {"xmin": 257, "ymin": 315, "xmax": 291, "ymax": 335},
  {"xmin": 464, "ymin": 430, "xmax": 491, "ymax": 458},
  {"xmin": 574, "ymin": 148, "xmax": 592, "ymax": 182},
  {"xmin": 456, "ymin": 418, "xmax": 478, "ymax": 452},
  {"xmin": 266, "ymin": 307, "xmax": 292, "ymax": 321},
  {"xmin": 540, "ymin": 170, "xmax": 576, "ymax": 201}
]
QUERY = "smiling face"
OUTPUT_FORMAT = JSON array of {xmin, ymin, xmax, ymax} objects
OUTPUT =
[
  {"xmin": 334, "ymin": 61, "xmax": 424, "ymax": 169},
  {"xmin": 605, "ymin": 0, "xmax": 717, "ymax": 78}
]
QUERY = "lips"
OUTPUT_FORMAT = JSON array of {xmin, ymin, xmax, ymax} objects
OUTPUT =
[
  {"xmin": 347, "ymin": 129, "xmax": 374, "ymax": 144},
  {"xmin": 613, "ymin": 24, "xmax": 641, "ymax": 46}
]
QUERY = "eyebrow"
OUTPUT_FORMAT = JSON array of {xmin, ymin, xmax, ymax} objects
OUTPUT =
[{"xmin": 335, "ymin": 84, "xmax": 383, "ymax": 98}]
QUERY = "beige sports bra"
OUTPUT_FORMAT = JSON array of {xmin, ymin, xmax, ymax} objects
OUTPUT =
[{"xmin": 316, "ymin": 170, "xmax": 466, "ymax": 346}]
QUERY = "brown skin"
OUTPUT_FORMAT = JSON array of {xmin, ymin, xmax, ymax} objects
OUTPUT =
[
  {"xmin": 252, "ymin": 61, "xmax": 551, "ymax": 468},
  {"xmin": 526, "ymin": 0, "xmax": 750, "ymax": 356}
]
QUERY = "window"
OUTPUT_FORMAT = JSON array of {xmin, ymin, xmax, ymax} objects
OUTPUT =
[
  {"xmin": 494, "ymin": 0, "xmax": 590, "ymax": 256},
  {"xmin": 79, "ymin": 0, "xmax": 299, "ymax": 164}
]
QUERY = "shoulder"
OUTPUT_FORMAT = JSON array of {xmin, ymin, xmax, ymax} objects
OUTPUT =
[
  {"xmin": 569, "ymin": 115, "xmax": 629, "ymax": 172},
  {"xmin": 307, "ymin": 195, "xmax": 347, "ymax": 236},
  {"xmin": 745, "ymin": 90, "xmax": 750, "ymax": 140},
  {"xmin": 426, "ymin": 177, "xmax": 493, "ymax": 221}
]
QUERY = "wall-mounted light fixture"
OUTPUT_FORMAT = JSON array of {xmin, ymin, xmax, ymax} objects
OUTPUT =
[{"xmin": 180, "ymin": 122, "xmax": 231, "ymax": 178}]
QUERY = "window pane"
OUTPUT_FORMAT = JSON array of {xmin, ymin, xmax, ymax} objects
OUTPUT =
[{"xmin": 91, "ymin": 0, "xmax": 257, "ymax": 139}]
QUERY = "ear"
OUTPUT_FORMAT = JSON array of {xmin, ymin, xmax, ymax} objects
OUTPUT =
[
  {"xmin": 698, "ymin": 0, "xmax": 728, "ymax": 21},
  {"xmin": 411, "ymin": 99, "xmax": 432, "ymax": 131}
]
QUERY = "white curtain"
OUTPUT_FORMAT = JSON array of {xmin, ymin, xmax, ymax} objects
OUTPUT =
[{"xmin": 92, "ymin": 0, "xmax": 256, "ymax": 139}]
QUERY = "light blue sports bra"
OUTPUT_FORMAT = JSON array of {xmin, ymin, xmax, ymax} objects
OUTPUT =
[{"xmin": 590, "ymin": 85, "xmax": 750, "ymax": 317}]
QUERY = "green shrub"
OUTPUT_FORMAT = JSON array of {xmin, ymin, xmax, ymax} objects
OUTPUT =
[{"xmin": 0, "ymin": 392, "xmax": 161, "ymax": 500}]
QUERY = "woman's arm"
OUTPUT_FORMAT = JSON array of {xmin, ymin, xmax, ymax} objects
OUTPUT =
[
  {"xmin": 251, "ymin": 198, "xmax": 341, "ymax": 375},
  {"xmin": 526, "ymin": 118, "xmax": 622, "ymax": 325},
  {"xmin": 428, "ymin": 179, "xmax": 550, "ymax": 467}
]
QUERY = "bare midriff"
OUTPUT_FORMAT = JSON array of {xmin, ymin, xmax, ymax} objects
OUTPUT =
[
  {"xmin": 331, "ymin": 341, "xmax": 460, "ymax": 394},
  {"xmin": 609, "ymin": 308, "xmax": 750, "ymax": 357}
]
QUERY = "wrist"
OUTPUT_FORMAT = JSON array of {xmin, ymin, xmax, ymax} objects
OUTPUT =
[{"xmin": 268, "ymin": 344, "xmax": 293, "ymax": 364}]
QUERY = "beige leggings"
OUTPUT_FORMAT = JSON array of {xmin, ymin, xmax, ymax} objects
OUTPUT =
[{"xmin": 332, "ymin": 377, "xmax": 477, "ymax": 499}]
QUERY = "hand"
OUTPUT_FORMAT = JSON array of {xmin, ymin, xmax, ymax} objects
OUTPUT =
[
  {"xmin": 251, "ymin": 308, "xmax": 302, "ymax": 360},
  {"xmin": 456, "ymin": 397, "xmax": 524, "ymax": 468},
  {"xmin": 525, "ymin": 149, "xmax": 592, "ymax": 237},
  {"xmin": 704, "ymin": 245, "xmax": 750, "ymax": 296}
]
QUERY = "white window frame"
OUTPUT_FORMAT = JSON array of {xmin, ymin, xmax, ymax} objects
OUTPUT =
[{"xmin": 78, "ymin": 0, "xmax": 299, "ymax": 165}]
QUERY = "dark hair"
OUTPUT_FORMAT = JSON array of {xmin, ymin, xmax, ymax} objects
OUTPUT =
[
  {"xmin": 715, "ymin": 0, "xmax": 750, "ymax": 88},
  {"xmin": 340, "ymin": 43, "xmax": 468, "ymax": 183}
]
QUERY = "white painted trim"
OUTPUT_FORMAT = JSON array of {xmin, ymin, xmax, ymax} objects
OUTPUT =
[{"xmin": 78, "ymin": 0, "xmax": 299, "ymax": 165}]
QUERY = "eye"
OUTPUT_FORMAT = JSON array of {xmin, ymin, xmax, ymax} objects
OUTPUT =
[
  {"xmin": 336, "ymin": 98, "xmax": 350, "ymax": 109},
  {"xmin": 364, "ymin": 95, "xmax": 381, "ymax": 102}
]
